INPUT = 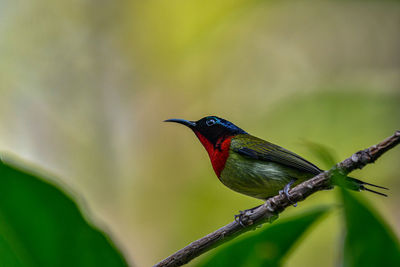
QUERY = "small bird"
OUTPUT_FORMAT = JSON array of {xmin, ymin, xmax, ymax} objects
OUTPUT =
[{"xmin": 165, "ymin": 116, "xmax": 387, "ymax": 201}]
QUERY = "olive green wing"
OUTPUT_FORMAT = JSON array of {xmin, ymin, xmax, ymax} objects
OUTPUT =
[{"xmin": 231, "ymin": 134, "xmax": 322, "ymax": 175}]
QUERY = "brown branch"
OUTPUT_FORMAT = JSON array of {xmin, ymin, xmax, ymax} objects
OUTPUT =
[{"xmin": 154, "ymin": 130, "xmax": 400, "ymax": 267}]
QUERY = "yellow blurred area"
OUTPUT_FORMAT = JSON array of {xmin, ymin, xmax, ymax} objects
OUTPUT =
[{"xmin": 0, "ymin": 0, "xmax": 399, "ymax": 266}]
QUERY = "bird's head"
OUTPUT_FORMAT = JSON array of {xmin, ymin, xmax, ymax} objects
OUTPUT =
[{"xmin": 165, "ymin": 116, "xmax": 247, "ymax": 147}]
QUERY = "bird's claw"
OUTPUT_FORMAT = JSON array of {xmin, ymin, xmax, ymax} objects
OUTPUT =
[
  {"xmin": 234, "ymin": 211, "xmax": 247, "ymax": 227},
  {"xmin": 279, "ymin": 192, "xmax": 297, "ymax": 207},
  {"xmin": 234, "ymin": 204, "xmax": 263, "ymax": 227},
  {"xmin": 281, "ymin": 180, "xmax": 298, "ymax": 207}
]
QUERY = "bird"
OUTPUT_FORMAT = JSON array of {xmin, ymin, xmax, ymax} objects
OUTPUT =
[{"xmin": 165, "ymin": 116, "xmax": 388, "ymax": 202}]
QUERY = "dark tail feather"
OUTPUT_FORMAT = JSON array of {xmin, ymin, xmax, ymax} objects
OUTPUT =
[
  {"xmin": 359, "ymin": 181, "xmax": 389, "ymax": 190},
  {"xmin": 362, "ymin": 187, "xmax": 388, "ymax": 197},
  {"xmin": 346, "ymin": 177, "xmax": 388, "ymax": 197}
]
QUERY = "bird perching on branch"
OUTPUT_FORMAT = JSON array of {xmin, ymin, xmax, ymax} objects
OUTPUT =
[{"xmin": 165, "ymin": 116, "xmax": 387, "ymax": 201}]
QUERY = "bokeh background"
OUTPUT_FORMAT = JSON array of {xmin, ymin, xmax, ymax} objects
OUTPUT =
[{"xmin": 1, "ymin": 0, "xmax": 399, "ymax": 266}]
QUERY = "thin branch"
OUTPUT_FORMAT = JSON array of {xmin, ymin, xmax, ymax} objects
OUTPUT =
[{"xmin": 154, "ymin": 130, "xmax": 400, "ymax": 267}]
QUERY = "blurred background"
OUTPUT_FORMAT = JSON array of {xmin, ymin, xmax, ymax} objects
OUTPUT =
[{"xmin": 0, "ymin": 0, "xmax": 399, "ymax": 266}]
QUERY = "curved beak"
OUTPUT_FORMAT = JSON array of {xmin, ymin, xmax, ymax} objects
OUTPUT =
[{"xmin": 164, "ymin": 118, "xmax": 196, "ymax": 128}]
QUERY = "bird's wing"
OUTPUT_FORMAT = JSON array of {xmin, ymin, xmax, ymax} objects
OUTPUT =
[{"xmin": 231, "ymin": 134, "xmax": 322, "ymax": 175}]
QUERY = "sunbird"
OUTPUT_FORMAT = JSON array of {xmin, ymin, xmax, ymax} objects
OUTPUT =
[{"xmin": 165, "ymin": 116, "xmax": 387, "ymax": 200}]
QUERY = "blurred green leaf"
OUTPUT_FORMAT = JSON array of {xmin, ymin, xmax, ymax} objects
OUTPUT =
[
  {"xmin": 302, "ymin": 140, "xmax": 338, "ymax": 169},
  {"xmin": 198, "ymin": 206, "xmax": 330, "ymax": 267},
  {"xmin": 341, "ymin": 189, "xmax": 400, "ymax": 267},
  {"xmin": 0, "ymin": 159, "xmax": 128, "ymax": 267}
]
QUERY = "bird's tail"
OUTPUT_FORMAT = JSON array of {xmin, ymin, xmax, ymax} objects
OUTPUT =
[{"xmin": 343, "ymin": 177, "xmax": 388, "ymax": 197}]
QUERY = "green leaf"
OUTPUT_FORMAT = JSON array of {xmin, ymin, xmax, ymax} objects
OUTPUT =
[
  {"xmin": 341, "ymin": 189, "xmax": 400, "ymax": 267},
  {"xmin": 302, "ymin": 140, "xmax": 338, "ymax": 169},
  {"xmin": 0, "ymin": 158, "xmax": 128, "ymax": 267},
  {"xmin": 198, "ymin": 206, "xmax": 330, "ymax": 267}
]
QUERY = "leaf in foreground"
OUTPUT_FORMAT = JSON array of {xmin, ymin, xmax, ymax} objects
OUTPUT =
[
  {"xmin": 198, "ymin": 206, "xmax": 330, "ymax": 267},
  {"xmin": 0, "ymin": 158, "xmax": 128, "ymax": 267},
  {"xmin": 341, "ymin": 189, "xmax": 400, "ymax": 267}
]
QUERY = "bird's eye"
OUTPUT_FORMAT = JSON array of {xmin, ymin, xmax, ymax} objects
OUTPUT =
[{"xmin": 206, "ymin": 119, "xmax": 216, "ymax": 126}]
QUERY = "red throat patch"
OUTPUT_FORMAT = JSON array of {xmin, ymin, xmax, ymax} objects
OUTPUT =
[{"xmin": 194, "ymin": 131, "xmax": 232, "ymax": 177}]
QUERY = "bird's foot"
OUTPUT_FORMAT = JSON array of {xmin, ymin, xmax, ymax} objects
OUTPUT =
[
  {"xmin": 234, "ymin": 204, "xmax": 262, "ymax": 227},
  {"xmin": 234, "ymin": 211, "xmax": 247, "ymax": 227},
  {"xmin": 279, "ymin": 180, "xmax": 297, "ymax": 207}
]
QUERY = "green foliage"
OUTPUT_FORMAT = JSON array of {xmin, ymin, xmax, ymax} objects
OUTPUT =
[
  {"xmin": 0, "ymin": 159, "xmax": 127, "ymax": 267},
  {"xmin": 1, "ymin": 150, "xmax": 399, "ymax": 267},
  {"xmin": 340, "ymin": 189, "xmax": 400, "ymax": 267},
  {"xmin": 301, "ymin": 140, "xmax": 338, "ymax": 169},
  {"xmin": 198, "ymin": 207, "xmax": 330, "ymax": 267}
]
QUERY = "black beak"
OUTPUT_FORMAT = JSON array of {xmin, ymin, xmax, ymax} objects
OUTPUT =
[{"xmin": 164, "ymin": 118, "xmax": 196, "ymax": 128}]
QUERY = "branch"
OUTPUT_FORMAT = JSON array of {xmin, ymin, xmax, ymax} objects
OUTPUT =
[{"xmin": 154, "ymin": 130, "xmax": 400, "ymax": 267}]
